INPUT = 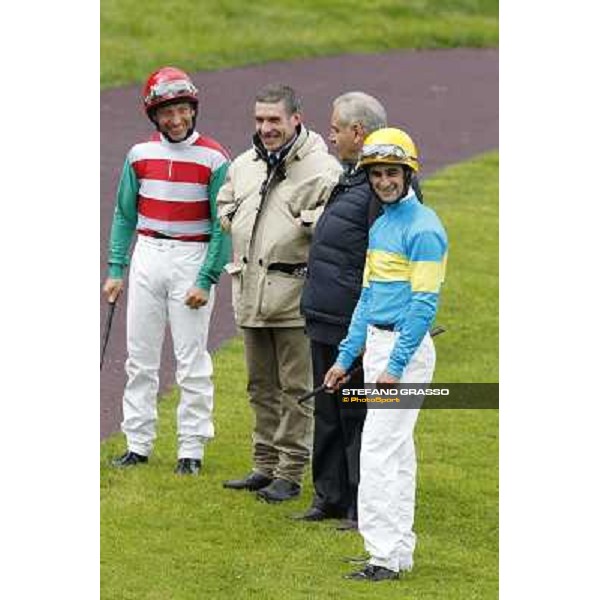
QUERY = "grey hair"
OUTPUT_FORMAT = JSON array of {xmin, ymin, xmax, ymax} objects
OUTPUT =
[
  {"xmin": 255, "ymin": 84, "xmax": 302, "ymax": 116},
  {"xmin": 332, "ymin": 92, "xmax": 387, "ymax": 134}
]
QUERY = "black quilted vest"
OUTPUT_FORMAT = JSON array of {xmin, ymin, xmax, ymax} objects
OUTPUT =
[{"xmin": 301, "ymin": 168, "xmax": 424, "ymax": 345}]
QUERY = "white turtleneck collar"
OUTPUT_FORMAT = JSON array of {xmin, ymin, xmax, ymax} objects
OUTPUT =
[{"xmin": 159, "ymin": 130, "xmax": 199, "ymax": 148}]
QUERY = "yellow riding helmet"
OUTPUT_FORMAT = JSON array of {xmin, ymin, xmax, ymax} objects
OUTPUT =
[{"xmin": 358, "ymin": 127, "xmax": 420, "ymax": 173}]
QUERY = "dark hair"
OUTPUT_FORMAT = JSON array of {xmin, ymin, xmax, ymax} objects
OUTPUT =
[{"xmin": 255, "ymin": 84, "xmax": 302, "ymax": 116}]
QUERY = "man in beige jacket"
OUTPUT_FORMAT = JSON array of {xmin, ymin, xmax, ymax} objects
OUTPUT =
[{"xmin": 218, "ymin": 84, "xmax": 342, "ymax": 502}]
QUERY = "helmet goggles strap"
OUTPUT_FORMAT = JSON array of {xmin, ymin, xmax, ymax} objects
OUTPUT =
[
  {"xmin": 145, "ymin": 79, "xmax": 197, "ymax": 106},
  {"xmin": 360, "ymin": 143, "xmax": 413, "ymax": 162}
]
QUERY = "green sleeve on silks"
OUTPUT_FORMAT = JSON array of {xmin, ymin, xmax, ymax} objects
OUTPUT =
[
  {"xmin": 196, "ymin": 162, "xmax": 232, "ymax": 292},
  {"xmin": 107, "ymin": 157, "xmax": 140, "ymax": 279}
]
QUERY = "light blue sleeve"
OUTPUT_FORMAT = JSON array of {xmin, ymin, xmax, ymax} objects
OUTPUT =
[
  {"xmin": 386, "ymin": 229, "xmax": 447, "ymax": 378},
  {"xmin": 386, "ymin": 291, "xmax": 439, "ymax": 378},
  {"xmin": 335, "ymin": 286, "xmax": 371, "ymax": 371}
]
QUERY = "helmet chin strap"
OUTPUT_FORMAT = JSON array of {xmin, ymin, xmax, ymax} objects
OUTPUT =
[
  {"xmin": 402, "ymin": 167, "xmax": 413, "ymax": 198},
  {"xmin": 159, "ymin": 126, "xmax": 195, "ymax": 143}
]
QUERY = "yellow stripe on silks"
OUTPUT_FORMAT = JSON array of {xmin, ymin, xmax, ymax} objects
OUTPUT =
[
  {"xmin": 410, "ymin": 253, "xmax": 448, "ymax": 293},
  {"xmin": 363, "ymin": 249, "xmax": 411, "ymax": 286},
  {"xmin": 362, "ymin": 259, "xmax": 371, "ymax": 288}
]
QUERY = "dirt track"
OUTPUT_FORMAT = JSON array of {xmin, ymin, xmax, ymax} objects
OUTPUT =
[{"xmin": 100, "ymin": 48, "xmax": 498, "ymax": 439}]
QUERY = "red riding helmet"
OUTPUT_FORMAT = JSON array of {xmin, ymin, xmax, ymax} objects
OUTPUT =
[{"xmin": 142, "ymin": 67, "xmax": 199, "ymax": 118}]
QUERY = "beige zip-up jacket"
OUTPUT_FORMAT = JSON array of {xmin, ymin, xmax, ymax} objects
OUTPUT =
[{"xmin": 217, "ymin": 126, "xmax": 342, "ymax": 327}]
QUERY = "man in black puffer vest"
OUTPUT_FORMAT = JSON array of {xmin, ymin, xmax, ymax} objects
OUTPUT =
[{"xmin": 295, "ymin": 92, "xmax": 424, "ymax": 528}]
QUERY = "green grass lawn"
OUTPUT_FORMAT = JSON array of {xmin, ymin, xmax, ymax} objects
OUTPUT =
[
  {"xmin": 101, "ymin": 0, "xmax": 499, "ymax": 88},
  {"xmin": 101, "ymin": 153, "xmax": 498, "ymax": 599},
  {"xmin": 428, "ymin": 151, "xmax": 499, "ymax": 382}
]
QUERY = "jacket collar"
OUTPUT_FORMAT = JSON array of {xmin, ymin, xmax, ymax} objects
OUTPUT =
[
  {"xmin": 253, "ymin": 124, "xmax": 307, "ymax": 165},
  {"xmin": 340, "ymin": 165, "xmax": 368, "ymax": 185},
  {"xmin": 382, "ymin": 188, "xmax": 418, "ymax": 212}
]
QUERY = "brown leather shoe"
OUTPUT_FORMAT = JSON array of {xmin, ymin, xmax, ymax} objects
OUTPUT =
[{"xmin": 223, "ymin": 472, "xmax": 272, "ymax": 491}]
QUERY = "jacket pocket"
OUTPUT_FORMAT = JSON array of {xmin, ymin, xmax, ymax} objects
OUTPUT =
[
  {"xmin": 260, "ymin": 270, "xmax": 304, "ymax": 321},
  {"xmin": 225, "ymin": 262, "xmax": 243, "ymax": 321}
]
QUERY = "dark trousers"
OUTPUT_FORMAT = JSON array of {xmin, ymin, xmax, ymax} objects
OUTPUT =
[{"xmin": 310, "ymin": 340, "xmax": 366, "ymax": 519}]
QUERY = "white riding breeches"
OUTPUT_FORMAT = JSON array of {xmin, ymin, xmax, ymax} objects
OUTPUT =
[
  {"xmin": 121, "ymin": 235, "xmax": 215, "ymax": 460},
  {"xmin": 359, "ymin": 325, "xmax": 436, "ymax": 572}
]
